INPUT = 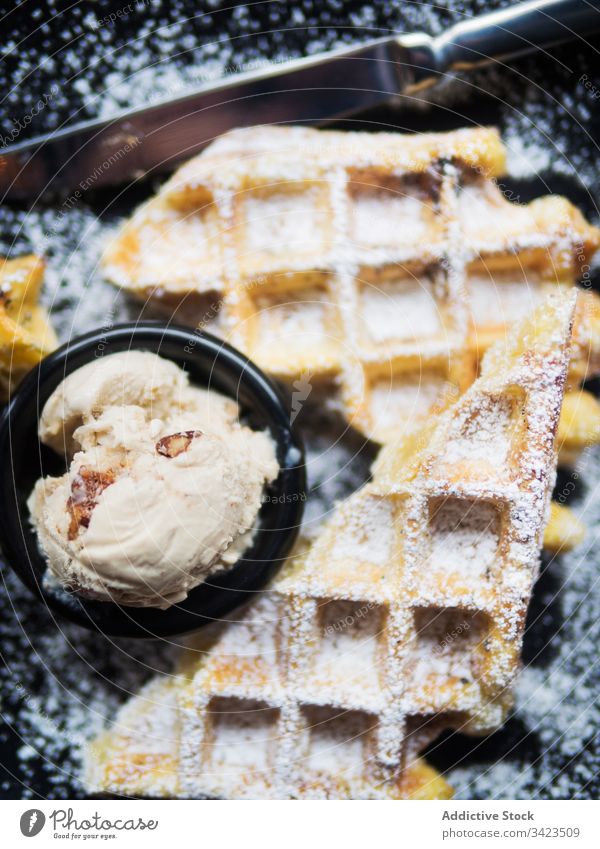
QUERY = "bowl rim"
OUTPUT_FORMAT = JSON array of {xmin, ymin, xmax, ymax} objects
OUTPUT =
[{"xmin": 0, "ymin": 322, "xmax": 306, "ymax": 638}]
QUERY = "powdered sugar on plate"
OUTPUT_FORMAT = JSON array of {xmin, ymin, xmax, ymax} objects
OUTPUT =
[{"xmin": 451, "ymin": 446, "xmax": 600, "ymax": 799}]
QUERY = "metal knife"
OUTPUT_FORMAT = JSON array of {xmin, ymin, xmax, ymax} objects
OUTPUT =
[{"xmin": 1, "ymin": 0, "xmax": 599, "ymax": 201}]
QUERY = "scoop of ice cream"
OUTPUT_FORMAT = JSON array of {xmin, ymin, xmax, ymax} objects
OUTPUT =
[
  {"xmin": 28, "ymin": 352, "xmax": 279, "ymax": 608},
  {"xmin": 38, "ymin": 350, "xmax": 235, "ymax": 458}
]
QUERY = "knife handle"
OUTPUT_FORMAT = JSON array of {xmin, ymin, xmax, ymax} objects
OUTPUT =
[{"xmin": 433, "ymin": 0, "xmax": 600, "ymax": 71}]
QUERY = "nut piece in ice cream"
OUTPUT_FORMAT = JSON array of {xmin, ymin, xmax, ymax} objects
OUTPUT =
[
  {"xmin": 28, "ymin": 351, "xmax": 280, "ymax": 609},
  {"xmin": 156, "ymin": 430, "xmax": 203, "ymax": 458},
  {"xmin": 67, "ymin": 466, "xmax": 116, "ymax": 540}
]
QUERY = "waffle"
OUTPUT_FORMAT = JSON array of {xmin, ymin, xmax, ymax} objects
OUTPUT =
[
  {"xmin": 103, "ymin": 125, "xmax": 600, "ymax": 450},
  {"xmin": 556, "ymin": 389, "xmax": 600, "ymax": 466},
  {"xmin": 0, "ymin": 254, "xmax": 57, "ymax": 399},
  {"xmin": 86, "ymin": 290, "xmax": 575, "ymax": 800},
  {"xmin": 543, "ymin": 502, "xmax": 585, "ymax": 554}
]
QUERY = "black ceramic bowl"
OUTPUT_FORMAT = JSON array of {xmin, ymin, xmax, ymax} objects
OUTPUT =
[{"xmin": 0, "ymin": 323, "xmax": 305, "ymax": 638}]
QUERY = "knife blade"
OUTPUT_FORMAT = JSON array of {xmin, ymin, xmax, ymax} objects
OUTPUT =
[{"xmin": 1, "ymin": 0, "xmax": 598, "ymax": 201}]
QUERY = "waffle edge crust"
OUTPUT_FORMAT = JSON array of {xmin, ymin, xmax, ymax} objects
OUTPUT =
[{"xmin": 0, "ymin": 254, "xmax": 57, "ymax": 399}]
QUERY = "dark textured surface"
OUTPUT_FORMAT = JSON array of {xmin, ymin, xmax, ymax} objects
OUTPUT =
[{"xmin": 1, "ymin": 0, "xmax": 600, "ymax": 800}]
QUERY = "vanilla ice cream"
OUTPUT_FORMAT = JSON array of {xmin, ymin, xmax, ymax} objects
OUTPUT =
[{"xmin": 28, "ymin": 351, "xmax": 279, "ymax": 608}]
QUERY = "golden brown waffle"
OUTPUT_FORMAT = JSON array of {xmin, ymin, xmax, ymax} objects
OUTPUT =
[
  {"xmin": 0, "ymin": 254, "xmax": 57, "ymax": 399},
  {"xmin": 86, "ymin": 291, "xmax": 575, "ymax": 800},
  {"xmin": 103, "ymin": 125, "xmax": 600, "ymax": 447},
  {"xmin": 543, "ymin": 502, "xmax": 585, "ymax": 553}
]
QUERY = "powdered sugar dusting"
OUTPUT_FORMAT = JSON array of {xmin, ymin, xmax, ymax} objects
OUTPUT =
[
  {"xmin": 369, "ymin": 372, "xmax": 448, "ymax": 431},
  {"xmin": 428, "ymin": 499, "xmax": 500, "ymax": 581},
  {"xmin": 452, "ymin": 445, "xmax": 600, "ymax": 799},
  {"xmin": 243, "ymin": 187, "xmax": 328, "ymax": 256},
  {"xmin": 351, "ymin": 192, "xmax": 431, "ymax": 248},
  {"xmin": 360, "ymin": 275, "xmax": 442, "ymax": 343},
  {"xmin": 467, "ymin": 270, "xmax": 545, "ymax": 327},
  {"xmin": 310, "ymin": 600, "xmax": 383, "ymax": 703},
  {"xmin": 329, "ymin": 496, "xmax": 394, "ymax": 566},
  {"xmin": 443, "ymin": 394, "xmax": 516, "ymax": 467},
  {"xmin": 0, "ymin": 207, "xmax": 135, "ymax": 344}
]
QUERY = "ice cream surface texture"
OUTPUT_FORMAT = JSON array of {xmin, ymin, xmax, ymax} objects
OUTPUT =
[{"xmin": 28, "ymin": 351, "xmax": 279, "ymax": 608}]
